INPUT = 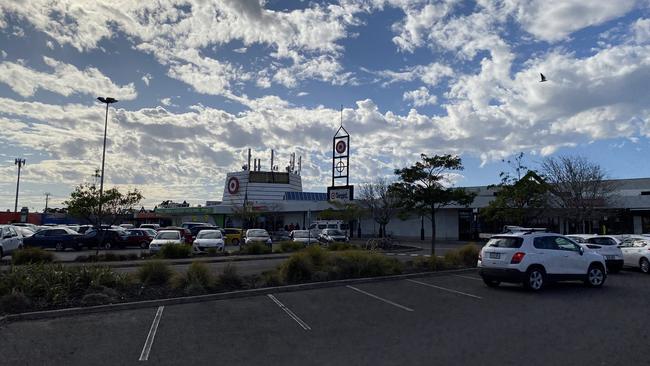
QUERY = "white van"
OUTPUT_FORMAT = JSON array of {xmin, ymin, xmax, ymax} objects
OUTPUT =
[{"xmin": 308, "ymin": 220, "xmax": 350, "ymax": 237}]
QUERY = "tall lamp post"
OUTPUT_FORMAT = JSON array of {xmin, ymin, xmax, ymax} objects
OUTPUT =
[
  {"xmin": 14, "ymin": 158, "xmax": 26, "ymax": 212},
  {"xmin": 96, "ymin": 97, "xmax": 118, "ymax": 250}
]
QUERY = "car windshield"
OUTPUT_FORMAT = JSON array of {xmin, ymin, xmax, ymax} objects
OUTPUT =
[
  {"xmin": 567, "ymin": 236, "xmax": 588, "ymax": 243},
  {"xmin": 293, "ymin": 231, "xmax": 310, "ymax": 238},
  {"xmin": 198, "ymin": 231, "xmax": 222, "ymax": 239},
  {"xmin": 156, "ymin": 232, "xmax": 180, "ymax": 240},
  {"xmin": 326, "ymin": 229, "xmax": 344, "ymax": 236},
  {"xmin": 487, "ymin": 236, "xmax": 523, "ymax": 248},
  {"xmin": 588, "ymin": 237, "xmax": 617, "ymax": 246},
  {"xmin": 248, "ymin": 229, "xmax": 268, "ymax": 237}
]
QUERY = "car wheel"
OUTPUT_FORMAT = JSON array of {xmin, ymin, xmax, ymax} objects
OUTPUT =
[
  {"xmin": 482, "ymin": 277, "xmax": 500, "ymax": 288},
  {"xmin": 139, "ymin": 241, "xmax": 149, "ymax": 249},
  {"xmin": 55, "ymin": 242, "xmax": 65, "ymax": 252},
  {"xmin": 585, "ymin": 264, "xmax": 606, "ymax": 287},
  {"xmin": 523, "ymin": 267, "xmax": 545, "ymax": 291},
  {"xmin": 640, "ymin": 258, "xmax": 650, "ymax": 274},
  {"xmin": 103, "ymin": 241, "xmax": 113, "ymax": 250}
]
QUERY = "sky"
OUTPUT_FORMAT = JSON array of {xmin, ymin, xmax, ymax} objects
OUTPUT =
[{"xmin": 1, "ymin": 0, "xmax": 650, "ymax": 211}]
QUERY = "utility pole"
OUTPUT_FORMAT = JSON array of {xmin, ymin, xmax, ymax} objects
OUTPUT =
[
  {"xmin": 96, "ymin": 96, "xmax": 118, "ymax": 254},
  {"xmin": 14, "ymin": 158, "xmax": 25, "ymax": 212},
  {"xmin": 44, "ymin": 192, "xmax": 51, "ymax": 212}
]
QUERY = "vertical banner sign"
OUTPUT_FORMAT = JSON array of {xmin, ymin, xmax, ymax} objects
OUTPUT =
[{"xmin": 329, "ymin": 124, "xmax": 354, "ymax": 202}]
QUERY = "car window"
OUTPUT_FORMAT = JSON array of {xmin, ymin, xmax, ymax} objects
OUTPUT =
[
  {"xmin": 8, "ymin": 227, "xmax": 17, "ymax": 237},
  {"xmin": 317, "ymin": 224, "xmax": 326, "ymax": 229},
  {"xmin": 247, "ymin": 229, "xmax": 268, "ymax": 237},
  {"xmin": 588, "ymin": 237, "xmax": 616, "ymax": 246},
  {"xmin": 48, "ymin": 229, "xmax": 66, "ymax": 236},
  {"xmin": 619, "ymin": 239, "xmax": 634, "ymax": 247},
  {"xmin": 633, "ymin": 240, "xmax": 648, "ymax": 248},
  {"xmin": 327, "ymin": 224, "xmax": 337, "ymax": 228},
  {"xmin": 156, "ymin": 232, "xmax": 180, "ymax": 240},
  {"xmin": 556, "ymin": 237, "xmax": 579, "ymax": 251},
  {"xmin": 198, "ymin": 231, "xmax": 222, "ymax": 239},
  {"xmin": 533, "ymin": 236, "xmax": 559, "ymax": 250},
  {"xmin": 567, "ymin": 236, "xmax": 587, "ymax": 243},
  {"xmin": 1, "ymin": 227, "xmax": 7, "ymax": 237},
  {"xmin": 487, "ymin": 236, "xmax": 523, "ymax": 248},
  {"xmin": 308, "ymin": 224, "xmax": 316, "ymax": 230}
]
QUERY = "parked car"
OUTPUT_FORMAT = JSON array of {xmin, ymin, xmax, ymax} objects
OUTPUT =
[
  {"xmin": 82, "ymin": 229, "xmax": 129, "ymax": 249},
  {"xmin": 77, "ymin": 225, "xmax": 94, "ymax": 234},
  {"xmin": 139, "ymin": 223, "xmax": 161, "ymax": 231},
  {"xmin": 124, "ymin": 229, "xmax": 155, "ymax": 249},
  {"xmin": 159, "ymin": 226, "xmax": 192, "ymax": 243},
  {"xmin": 291, "ymin": 230, "xmax": 319, "ymax": 245},
  {"xmin": 192, "ymin": 230, "xmax": 225, "ymax": 253},
  {"xmin": 24, "ymin": 227, "xmax": 84, "ymax": 251},
  {"xmin": 566, "ymin": 234, "xmax": 624, "ymax": 273},
  {"xmin": 149, "ymin": 230, "xmax": 184, "ymax": 253},
  {"xmin": 119, "ymin": 224, "xmax": 134, "ymax": 229},
  {"xmin": 12, "ymin": 225, "xmax": 35, "ymax": 238},
  {"xmin": 181, "ymin": 222, "xmax": 211, "ymax": 230},
  {"xmin": 244, "ymin": 229, "xmax": 272, "ymax": 246},
  {"xmin": 1, "ymin": 225, "xmax": 23, "ymax": 257},
  {"xmin": 11, "ymin": 223, "xmax": 38, "ymax": 231},
  {"xmin": 223, "ymin": 228, "xmax": 243, "ymax": 245},
  {"xmin": 141, "ymin": 228, "xmax": 158, "ymax": 237},
  {"xmin": 271, "ymin": 230, "xmax": 291, "ymax": 242},
  {"xmin": 318, "ymin": 229, "xmax": 349, "ymax": 244},
  {"xmin": 478, "ymin": 232, "xmax": 607, "ymax": 291},
  {"xmin": 189, "ymin": 225, "xmax": 220, "ymax": 240},
  {"xmin": 618, "ymin": 237, "xmax": 650, "ymax": 274}
]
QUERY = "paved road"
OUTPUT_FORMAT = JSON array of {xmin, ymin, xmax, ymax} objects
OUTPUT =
[{"xmin": 3, "ymin": 269, "xmax": 649, "ymax": 365}]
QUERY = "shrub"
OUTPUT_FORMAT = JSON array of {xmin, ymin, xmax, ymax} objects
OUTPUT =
[
  {"xmin": 80, "ymin": 292, "xmax": 112, "ymax": 306},
  {"xmin": 260, "ymin": 270, "xmax": 283, "ymax": 287},
  {"xmin": 328, "ymin": 251, "xmax": 402, "ymax": 279},
  {"xmin": 11, "ymin": 247, "xmax": 54, "ymax": 265},
  {"xmin": 444, "ymin": 250, "xmax": 463, "ymax": 267},
  {"xmin": 279, "ymin": 252, "xmax": 315, "ymax": 284},
  {"xmin": 137, "ymin": 261, "xmax": 173, "ymax": 286},
  {"xmin": 173, "ymin": 262, "xmax": 214, "ymax": 292},
  {"xmin": 240, "ymin": 242, "xmax": 271, "ymax": 255},
  {"xmin": 218, "ymin": 265, "xmax": 243, "ymax": 290},
  {"xmin": 158, "ymin": 244, "xmax": 192, "ymax": 259},
  {"xmin": 457, "ymin": 244, "xmax": 480, "ymax": 267},
  {"xmin": 328, "ymin": 242, "xmax": 354, "ymax": 251},
  {"xmin": 412, "ymin": 255, "xmax": 446, "ymax": 271},
  {"xmin": 0, "ymin": 291, "xmax": 32, "ymax": 313},
  {"xmin": 279, "ymin": 241, "xmax": 304, "ymax": 253}
]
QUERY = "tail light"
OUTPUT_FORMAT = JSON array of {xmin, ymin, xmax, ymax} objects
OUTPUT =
[{"xmin": 511, "ymin": 252, "xmax": 526, "ymax": 264}]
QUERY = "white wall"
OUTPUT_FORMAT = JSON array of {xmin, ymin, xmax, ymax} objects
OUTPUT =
[{"xmin": 360, "ymin": 209, "xmax": 459, "ymax": 240}]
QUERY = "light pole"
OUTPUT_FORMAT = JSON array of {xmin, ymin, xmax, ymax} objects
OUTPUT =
[
  {"xmin": 14, "ymin": 158, "xmax": 25, "ymax": 212},
  {"xmin": 44, "ymin": 192, "xmax": 51, "ymax": 212},
  {"xmin": 96, "ymin": 97, "xmax": 118, "ymax": 251}
]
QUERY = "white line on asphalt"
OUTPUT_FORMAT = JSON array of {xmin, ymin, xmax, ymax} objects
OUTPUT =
[
  {"xmin": 407, "ymin": 279, "xmax": 482, "ymax": 299},
  {"xmin": 453, "ymin": 274, "xmax": 482, "ymax": 281},
  {"xmin": 268, "ymin": 294, "xmax": 311, "ymax": 331},
  {"xmin": 139, "ymin": 306, "xmax": 165, "ymax": 362},
  {"xmin": 346, "ymin": 285, "xmax": 414, "ymax": 312}
]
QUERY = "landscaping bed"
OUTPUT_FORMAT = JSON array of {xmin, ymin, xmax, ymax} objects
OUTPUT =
[{"xmin": 0, "ymin": 245, "xmax": 479, "ymax": 315}]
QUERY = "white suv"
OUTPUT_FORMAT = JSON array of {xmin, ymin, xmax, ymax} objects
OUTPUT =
[
  {"xmin": 566, "ymin": 235, "xmax": 624, "ymax": 273},
  {"xmin": 478, "ymin": 233, "xmax": 607, "ymax": 291}
]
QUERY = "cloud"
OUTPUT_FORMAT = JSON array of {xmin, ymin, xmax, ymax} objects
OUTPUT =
[
  {"xmin": 0, "ymin": 56, "xmax": 137, "ymax": 100},
  {"xmin": 141, "ymin": 73, "xmax": 152, "ymax": 86},
  {"xmin": 403, "ymin": 87, "xmax": 437, "ymax": 107},
  {"xmin": 368, "ymin": 62, "xmax": 454, "ymax": 87}
]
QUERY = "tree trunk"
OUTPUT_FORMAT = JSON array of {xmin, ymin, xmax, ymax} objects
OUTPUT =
[{"xmin": 430, "ymin": 206, "xmax": 436, "ymax": 258}]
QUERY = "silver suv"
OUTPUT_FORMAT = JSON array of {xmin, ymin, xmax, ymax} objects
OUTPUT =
[{"xmin": 478, "ymin": 232, "xmax": 607, "ymax": 291}]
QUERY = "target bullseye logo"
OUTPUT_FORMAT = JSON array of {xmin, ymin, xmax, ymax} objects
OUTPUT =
[
  {"xmin": 227, "ymin": 176, "xmax": 240, "ymax": 194},
  {"xmin": 335, "ymin": 140, "xmax": 347, "ymax": 154}
]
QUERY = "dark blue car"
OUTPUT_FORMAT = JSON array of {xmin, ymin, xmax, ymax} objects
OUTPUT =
[{"xmin": 24, "ymin": 227, "xmax": 84, "ymax": 251}]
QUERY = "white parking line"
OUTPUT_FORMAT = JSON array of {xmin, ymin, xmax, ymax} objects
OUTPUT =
[
  {"xmin": 406, "ymin": 279, "xmax": 483, "ymax": 300},
  {"xmin": 452, "ymin": 274, "xmax": 482, "ymax": 281},
  {"xmin": 268, "ymin": 294, "xmax": 312, "ymax": 331},
  {"xmin": 139, "ymin": 306, "xmax": 165, "ymax": 361},
  {"xmin": 346, "ymin": 285, "xmax": 414, "ymax": 312}
]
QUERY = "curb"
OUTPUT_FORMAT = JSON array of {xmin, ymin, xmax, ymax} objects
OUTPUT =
[{"xmin": 0, "ymin": 268, "xmax": 477, "ymax": 324}]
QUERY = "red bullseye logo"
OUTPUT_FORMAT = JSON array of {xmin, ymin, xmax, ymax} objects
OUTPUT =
[
  {"xmin": 335, "ymin": 140, "xmax": 347, "ymax": 154},
  {"xmin": 227, "ymin": 177, "xmax": 240, "ymax": 194}
]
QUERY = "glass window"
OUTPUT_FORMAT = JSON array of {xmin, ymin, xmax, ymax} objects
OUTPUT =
[
  {"xmin": 487, "ymin": 236, "xmax": 523, "ymax": 248},
  {"xmin": 197, "ymin": 231, "xmax": 222, "ymax": 239},
  {"xmin": 327, "ymin": 224, "xmax": 337, "ymax": 228},
  {"xmin": 156, "ymin": 232, "xmax": 180, "ymax": 240},
  {"xmin": 633, "ymin": 240, "xmax": 648, "ymax": 248},
  {"xmin": 556, "ymin": 237, "xmax": 579, "ymax": 251},
  {"xmin": 588, "ymin": 237, "xmax": 617, "ymax": 246},
  {"xmin": 318, "ymin": 224, "xmax": 326, "ymax": 229},
  {"xmin": 533, "ymin": 236, "xmax": 559, "ymax": 250}
]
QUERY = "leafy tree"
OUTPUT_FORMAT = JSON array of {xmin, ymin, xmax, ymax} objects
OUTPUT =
[
  {"xmin": 392, "ymin": 154, "xmax": 476, "ymax": 257},
  {"xmin": 229, "ymin": 200, "xmax": 260, "ymax": 230},
  {"xmin": 357, "ymin": 177, "xmax": 401, "ymax": 237},
  {"xmin": 541, "ymin": 155, "xmax": 617, "ymax": 233},
  {"xmin": 483, "ymin": 153, "xmax": 549, "ymax": 226}
]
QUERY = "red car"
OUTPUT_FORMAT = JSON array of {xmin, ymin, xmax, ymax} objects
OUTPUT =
[
  {"xmin": 125, "ymin": 229, "xmax": 155, "ymax": 249},
  {"xmin": 159, "ymin": 226, "xmax": 193, "ymax": 244}
]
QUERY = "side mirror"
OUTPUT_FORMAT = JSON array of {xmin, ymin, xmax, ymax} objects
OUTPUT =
[{"xmin": 579, "ymin": 246, "xmax": 584, "ymax": 255}]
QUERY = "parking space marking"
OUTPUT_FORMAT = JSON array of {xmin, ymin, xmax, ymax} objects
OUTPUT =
[
  {"xmin": 268, "ymin": 294, "xmax": 312, "ymax": 331},
  {"xmin": 346, "ymin": 285, "xmax": 414, "ymax": 312},
  {"xmin": 452, "ymin": 274, "xmax": 482, "ymax": 281},
  {"xmin": 139, "ymin": 306, "xmax": 165, "ymax": 361},
  {"xmin": 406, "ymin": 279, "xmax": 483, "ymax": 300}
]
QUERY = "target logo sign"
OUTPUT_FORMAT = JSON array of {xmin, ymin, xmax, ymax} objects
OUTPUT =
[
  {"xmin": 227, "ymin": 176, "xmax": 240, "ymax": 194},
  {"xmin": 335, "ymin": 140, "xmax": 347, "ymax": 154}
]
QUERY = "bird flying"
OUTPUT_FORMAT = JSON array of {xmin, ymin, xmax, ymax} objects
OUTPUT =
[{"xmin": 540, "ymin": 73, "xmax": 547, "ymax": 82}]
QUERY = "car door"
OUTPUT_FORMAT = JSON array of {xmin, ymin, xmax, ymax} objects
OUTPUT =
[
  {"xmin": 619, "ymin": 239, "xmax": 635, "ymax": 266},
  {"xmin": 555, "ymin": 237, "xmax": 587, "ymax": 275},
  {"xmin": 532, "ymin": 236, "xmax": 563, "ymax": 274},
  {"xmin": 7, "ymin": 227, "xmax": 20, "ymax": 252},
  {"xmin": 630, "ymin": 240, "xmax": 648, "ymax": 265}
]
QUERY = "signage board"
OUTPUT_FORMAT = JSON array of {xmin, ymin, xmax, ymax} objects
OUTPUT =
[{"xmin": 327, "ymin": 185, "xmax": 354, "ymax": 202}]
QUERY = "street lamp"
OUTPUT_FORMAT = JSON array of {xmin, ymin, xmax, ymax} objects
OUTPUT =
[
  {"xmin": 14, "ymin": 158, "xmax": 25, "ymax": 212},
  {"xmin": 96, "ymin": 97, "xmax": 118, "ymax": 250}
]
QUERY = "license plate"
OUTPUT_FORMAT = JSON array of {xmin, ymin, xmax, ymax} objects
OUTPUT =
[{"xmin": 489, "ymin": 252, "xmax": 500, "ymax": 259}]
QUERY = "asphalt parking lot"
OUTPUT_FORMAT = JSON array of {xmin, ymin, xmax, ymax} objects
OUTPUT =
[{"xmin": 2, "ymin": 269, "xmax": 649, "ymax": 366}]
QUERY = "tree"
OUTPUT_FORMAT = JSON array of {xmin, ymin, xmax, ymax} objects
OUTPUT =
[
  {"xmin": 392, "ymin": 154, "xmax": 476, "ymax": 257},
  {"xmin": 541, "ymin": 155, "xmax": 617, "ymax": 234},
  {"xmin": 358, "ymin": 177, "xmax": 401, "ymax": 237},
  {"xmin": 483, "ymin": 153, "xmax": 549, "ymax": 226},
  {"xmin": 229, "ymin": 199, "xmax": 260, "ymax": 230},
  {"xmin": 65, "ymin": 183, "xmax": 143, "ymax": 253}
]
